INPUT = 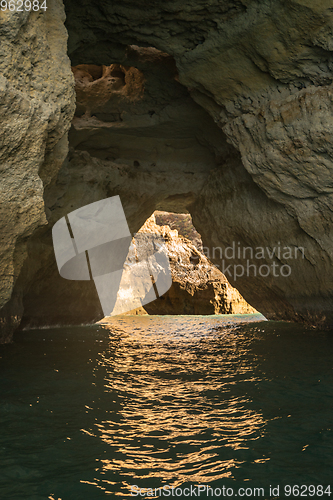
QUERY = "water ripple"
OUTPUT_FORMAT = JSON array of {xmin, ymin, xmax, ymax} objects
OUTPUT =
[{"xmin": 1, "ymin": 314, "xmax": 332, "ymax": 499}]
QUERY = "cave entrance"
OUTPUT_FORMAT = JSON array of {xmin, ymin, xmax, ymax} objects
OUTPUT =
[
  {"xmin": 57, "ymin": 47, "xmax": 257, "ymax": 323},
  {"xmin": 17, "ymin": 47, "xmax": 255, "ymax": 331}
]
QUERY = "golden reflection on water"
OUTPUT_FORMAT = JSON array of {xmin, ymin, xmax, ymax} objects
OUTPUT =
[{"xmin": 81, "ymin": 315, "xmax": 267, "ymax": 496}]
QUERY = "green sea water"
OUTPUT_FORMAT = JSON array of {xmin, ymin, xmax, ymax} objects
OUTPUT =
[{"xmin": 0, "ymin": 314, "xmax": 332, "ymax": 499}]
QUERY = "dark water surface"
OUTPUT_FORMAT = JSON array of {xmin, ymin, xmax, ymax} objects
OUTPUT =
[{"xmin": 0, "ymin": 315, "xmax": 332, "ymax": 499}]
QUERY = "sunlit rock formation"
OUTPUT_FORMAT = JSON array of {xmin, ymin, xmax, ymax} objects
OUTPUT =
[
  {"xmin": 136, "ymin": 214, "xmax": 256, "ymax": 315},
  {"xmin": 154, "ymin": 211, "xmax": 203, "ymax": 251},
  {"xmin": 1, "ymin": 0, "xmax": 333, "ymax": 341}
]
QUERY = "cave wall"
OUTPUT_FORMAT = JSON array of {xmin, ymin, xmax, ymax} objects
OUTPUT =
[
  {"xmin": 0, "ymin": 0, "xmax": 75, "ymax": 341},
  {"xmin": 1, "ymin": 0, "xmax": 333, "ymax": 340}
]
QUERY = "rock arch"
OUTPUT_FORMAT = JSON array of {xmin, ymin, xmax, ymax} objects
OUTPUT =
[{"xmin": 1, "ymin": 0, "xmax": 333, "ymax": 341}]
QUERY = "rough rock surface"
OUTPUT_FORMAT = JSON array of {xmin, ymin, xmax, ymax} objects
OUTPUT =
[
  {"xmin": 1, "ymin": 0, "xmax": 333, "ymax": 341},
  {"xmin": 0, "ymin": 1, "xmax": 75, "ymax": 342},
  {"xmin": 154, "ymin": 211, "xmax": 203, "ymax": 251},
  {"xmin": 137, "ymin": 215, "xmax": 256, "ymax": 315}
]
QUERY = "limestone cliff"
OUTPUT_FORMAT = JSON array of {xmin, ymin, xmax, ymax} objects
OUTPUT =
[{"xmin": 1, "ymin": 0, "xmax": 333, "ymax": 341}]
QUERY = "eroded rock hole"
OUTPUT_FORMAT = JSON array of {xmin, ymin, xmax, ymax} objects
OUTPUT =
[
  {"xmin": 109, "ymin": 66, "xmax": 126, "ymax": 83},
  {"xmin": 71, "ymin": 62, "xmax": 145, "ymax": 120}
]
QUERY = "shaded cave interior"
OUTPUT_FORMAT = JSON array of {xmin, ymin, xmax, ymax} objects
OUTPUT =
[{"xmin": 17, "ymin": 39, "xmax": 319, "ymax": 329}]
